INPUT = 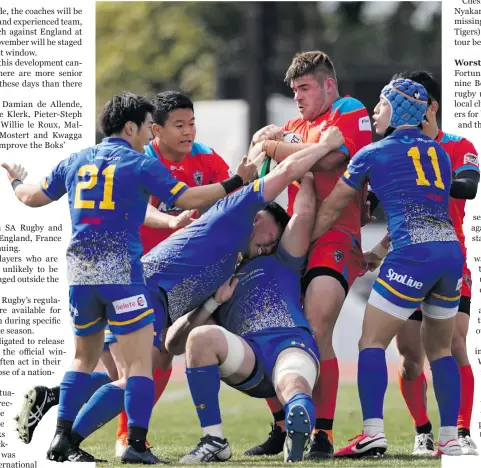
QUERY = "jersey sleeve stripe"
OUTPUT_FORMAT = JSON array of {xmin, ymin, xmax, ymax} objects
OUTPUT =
[
  {"xmin": 376, "ymin": 278, "xmax": 425, "ymax": 301},
  {"xmin": 454, "ymin": 164, "xmax": 480, "ymax": 174},
  {"xmin": 107, "ymin": 308, "xmax": 154, "ymax": 327},
  {"xmin": 171, "ymin": 181, "xmax": 187, "ymax": 195},
  {"xmin": 253, "ymin": 179, "xmax": 261, "ymax": 192}
]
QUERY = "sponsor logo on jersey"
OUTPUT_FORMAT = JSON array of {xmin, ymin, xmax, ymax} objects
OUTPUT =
[
  {"xmin": 334, "ymin": 250, "xmax": 344, "ymax": 263},
  {"xmin": 193, "ymin": 170, "xmax": 203, "ymax": 185},
  {"xmin": 113, "ymin": 294, "xmax": 148, "ymax": 314},
  {"xmin": 463, "ymin": 152, "xmax": 479, "ymax": 166},
  {"xmin": 69, "ymin": 304, "xmax": 79, "ymax": 317},
  {"xmin": 284, "ymin": 131, "xmax": 302, "ymax": 143},
  {"xmin": 170, "ymin": 165, "xmax": 185, "ymax": 171},
  {"xmin": 386, "ymin": 269, "xmax": 423, "ymax": 289},
  {"xmin": 463, "ymin": 273, "xmax": 471, "ymax": 289},
  {"xmin": 359, "ymin": 116, "xmax": 372, "ymax": 131},
  {"xmin": 457, "ymin": 277, "xmax": 463, "ymax": 291}
]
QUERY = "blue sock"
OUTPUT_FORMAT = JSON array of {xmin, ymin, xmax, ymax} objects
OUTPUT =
[
  {"xmin": 186, "ymin": 365, "xmax": 221, "ymax": 427},
  {"xmin": 431, "ymin": 356, "xmax": 460, "ymax": 427},
  {"xmin": 88, "ymin": 372, "xmax": 111, "ymax": 397},
  {"xmin": 284, "ymin": 393, "xmax": 315, "ymax": 433},
  {"xmin": 58, "ymin": 371, "xmax": 92, "ymax": 422},
  {"xmin": 358, "ymin": 348, "xmax": 387, "ymax": 421},
  {"xmin": 72, "ymin": 384, "xmax": 125, "ymax": 438},
  {"xmin": 125, "ymin": 376, "xmax": 154, "ymax": 430}
]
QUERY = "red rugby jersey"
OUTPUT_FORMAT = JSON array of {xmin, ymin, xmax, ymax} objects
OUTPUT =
[
  {"xmin": 139, "ymin": 140, "xmax": 230, "ymax": 254},
  {"xmin": 283, "ymin": 96, "xmax": 372, "ymax": 239}
]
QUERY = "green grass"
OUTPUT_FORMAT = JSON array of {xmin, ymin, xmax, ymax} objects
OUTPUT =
[{"xmin": 83, "ymin": 381, "xmax": 441, "ymax": 467}]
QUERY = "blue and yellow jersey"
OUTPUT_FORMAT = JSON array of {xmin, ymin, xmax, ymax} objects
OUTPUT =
[
  {"xmin": 142, "ymin": 179, "xmax": 267, "ymax": 322},
  {"xmin": 41, "ymin": 137, "xmax": 188, "ymax": 285},
  {"xmin": 342, "ymin": 128, "xmax": 457, "ymax": 250},
  {"xmin": 215, "ymin": 243, "xmax": 311, "ymax": 336}
]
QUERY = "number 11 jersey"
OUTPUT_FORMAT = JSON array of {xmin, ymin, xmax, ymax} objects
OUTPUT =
[
  {"xmin": 342, "ymin": 128, "xmax": 458, "ymax": 250},
  {"xmin": 40, "ymin": 137, "xmax": 188, "ymax": 285}
]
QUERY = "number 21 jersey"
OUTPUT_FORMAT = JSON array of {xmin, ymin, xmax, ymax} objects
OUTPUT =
[{"xmin": 40, "ymin": 137, "xmax": 188, "ymax": 285}]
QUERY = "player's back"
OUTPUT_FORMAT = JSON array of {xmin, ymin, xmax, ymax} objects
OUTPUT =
[
  {"xmin": 45, "ymin": 137, "xmax": 164, "ymax": 286},
  {"xmin": 368, "ymin": 129, "xmax": 457, "ymax": 249},
  {"xmin": 215, "ymin": 244, "xmax": 311, "ymax": 336}
]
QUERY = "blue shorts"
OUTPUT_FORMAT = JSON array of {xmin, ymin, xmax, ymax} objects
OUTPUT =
[
  {"xmin": 103, "ymin": 284, "xmax": 169, "ymax": 350},
  {"xmin": 69, "ymin": 284, "xmax": 156, "ymax": 337},
  {"xmin": 230, "ymin": 327, "xmax": 320, "ymax": 398},
  {"xmin": 371, "ymin": 242, "xmax": 464, "ymax": 319}
]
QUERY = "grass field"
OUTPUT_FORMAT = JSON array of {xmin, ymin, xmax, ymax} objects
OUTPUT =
[{"xmin": 82, "ymin": 380, "xmax": 442, "ymax": 468}]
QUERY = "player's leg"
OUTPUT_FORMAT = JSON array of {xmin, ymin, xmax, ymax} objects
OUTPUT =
[
  {"xmin": 272, "ymin": 341, "xmax": 319, "ymax": 462},
  {"xmin": 396, "ymin": 313, "xmax": 434, "ymax": 455},
  {"xmin": 105, "ymin": 285, "xmax": 165, "ymax": 464},
  {"xmin": 452, "ymin": 291, "xmax": 477, "ymax": 454},
  {"xmin": 15, "ymin": 336, "xmax": 114, "ymax": 445},
  {"xmin": 180, "ymin": 325, "xmax": 256, "ymax": 464},
  {"xmin": 421, "ymin": 311, "xmax": 460, "ymax": 456},
  {"xmin": 303, "ymin": 233, "xmax": 362, "ymax": 458},
  {"xmin": 420, "ymin": 252, "xmax": 464, "ymax": 458},
  {"xmin": 46, "ymin": 286, "xmax": 106, "ymax": 462},
  {"xmin": 115, "ymin": 326, "xmax": 173, "ymax": 456}
]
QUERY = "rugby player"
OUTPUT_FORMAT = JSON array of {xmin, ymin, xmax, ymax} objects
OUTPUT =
[
  {"xmin": 15, "ymin": 125, "xmax": 344, "ymax": 462},
  {"xmin": 246, "ymin": 50, "xmax": 372, "ymax": 459},
  {"xmin": 2, "ymin": 92, "xmax": 260, "ymax": 464},
  {"xmin": 312, "ymin": 78, "xmax": 463, "ymax": 458},
  {"xmin": 166, "ymin": 173, "xmax": 320, "ymax": 464},
  {"xmin": 387, "ymin": 71, "xmax": 479, "ymax": 456},
  {"xmin": 116, "ymin": 90, "xmax": 231, "ymax": 456}
]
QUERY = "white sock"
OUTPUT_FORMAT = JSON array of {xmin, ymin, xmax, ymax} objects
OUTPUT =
[
  {"xmin": 203, "ymin": 424, "xmax": 224, "ymax": 439},
  {"xmin": 363, "ymin": 418, "xmax": 384, "ymax": 437},
  {"xmin": 438, "ymin": 426, "xmax": 457, "ymax": 445}
]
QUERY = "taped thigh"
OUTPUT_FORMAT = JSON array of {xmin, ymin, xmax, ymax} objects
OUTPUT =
[
  {"xmin": 217, "ymin": 327, "xmax": 246, "ymax": 378},
  {"xmin": 272, "ymin": 349, "xmax": 318, "ymax": 390}
]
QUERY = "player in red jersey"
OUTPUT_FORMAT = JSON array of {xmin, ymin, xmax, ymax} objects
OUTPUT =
[
  {"xmin": 245, "ymin": 51, "xmax": 372, "ymax": 459},
  {"xmin": 139, "ymin": 91, "xmax": 231, "ymax": 253},
  {"xmin": 365, "ymin": 71, "xmax": 479, "ymax": 456}
]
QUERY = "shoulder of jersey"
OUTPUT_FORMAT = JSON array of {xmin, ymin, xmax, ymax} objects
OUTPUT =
[
  {"xmin": 438, "ymin": 131, "xmax": 465, "ymax": 145},
  {"xmin": 190, "ymin": 141, "xmax": 214, "ymax": 158},
  {"xmin": 331, "ymin": 96, "xmax": 367, "ymax": 116}
]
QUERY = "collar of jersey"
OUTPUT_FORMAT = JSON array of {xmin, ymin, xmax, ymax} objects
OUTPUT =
[{"xmin": 102, "ymin": 137, "xmax": 133, "ymax": 148}]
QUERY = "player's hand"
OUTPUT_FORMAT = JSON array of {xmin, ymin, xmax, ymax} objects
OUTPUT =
[
  {"xmin": 236, "ymin": 154, "xmax": 265, "ymax": 183},
  {"xmin": 168, "ymin": 210, "xmax": 197, "ymax": 230},
  {"xmin": 251, "ymin": 125, "xmax": 283, "ymax": 146},
  {"xmin": 214, "ymin": 278, "xmax": 239, "ymax": 304},
  {"xmin": 247, "ymin": 141, "xmax": 268, "ymax": 166},
  {"xmin": 361, "ymin": 200, "xmax": 377, "ymax": 227},
  {"xmin": 363, "ymin": 250, "xmax": 383, "ymax": 272},
  {"xmin": 1, "ymin": 163, "xmax": 27, "ymax": 183},
  {"xmin": 319, "ymin": 126, "xmax": 344, "ymax": 150}
]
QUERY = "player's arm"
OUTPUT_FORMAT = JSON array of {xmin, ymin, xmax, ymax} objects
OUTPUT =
[
  {"xmin": 364, "ymin": 232, "xmax": 390, "ymax": 272},
  {"xmin": 165, "ymin": 278, "xmax": 239, "ymax": 356},
  {"xmin": 450, "ymin": 169, "xmax": 479, "ymax": 199},
  {"xmin": 2, "ymin": 162, "xmax": 55, "ymax": 207},
  {"xmin": 311, "ymin": 179, "xmax": 358, "ymax": 241},
  {"xmin": 280, "ymin": 172, "xmax": 316, "ymax": 257},
  {"xmin": 262, "ymin": 126, "xmax": 345, "ymax": 202},
  {"xmin": 311, "ymin": 146, "xmax": 373, "ymax": 240},
  {"xmin": 143, "ymin": 205, "xmax": 196, "ymax": 230},
  {"xmin": 449, "ymin": 141, "xmax": 480, "ymax": 199},
  {"xmin": 173, "ymin": 155, "xmax": 262, "ymax": 209}
]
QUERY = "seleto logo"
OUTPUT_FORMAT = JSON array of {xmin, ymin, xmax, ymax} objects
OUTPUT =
[
  {"xmin": 386, "ymin": 269, "xmax": 423, "ymax": 289},
  {"xmin": 113, "ymin": 295, "xmax": 148, "ymax": 314}
]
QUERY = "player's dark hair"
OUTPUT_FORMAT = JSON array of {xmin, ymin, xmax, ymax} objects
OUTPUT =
[
  {"xmin": 100, "ymin": 92, "xmax": 154, "ymax": 136},
  {"xmin": 391, "ymin": 70, "xmax": 441, "ymax": 105},
  {"xmin": 264, "ymin": 202, "xmax": 291, "ymax": 231},
  {"xmin": 152, "ymin": 91, "xmax": 194, "ymax": 126},
  {"xmin": 285, "ymin": 51, "xmax": 337, "ymax": 86}
]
